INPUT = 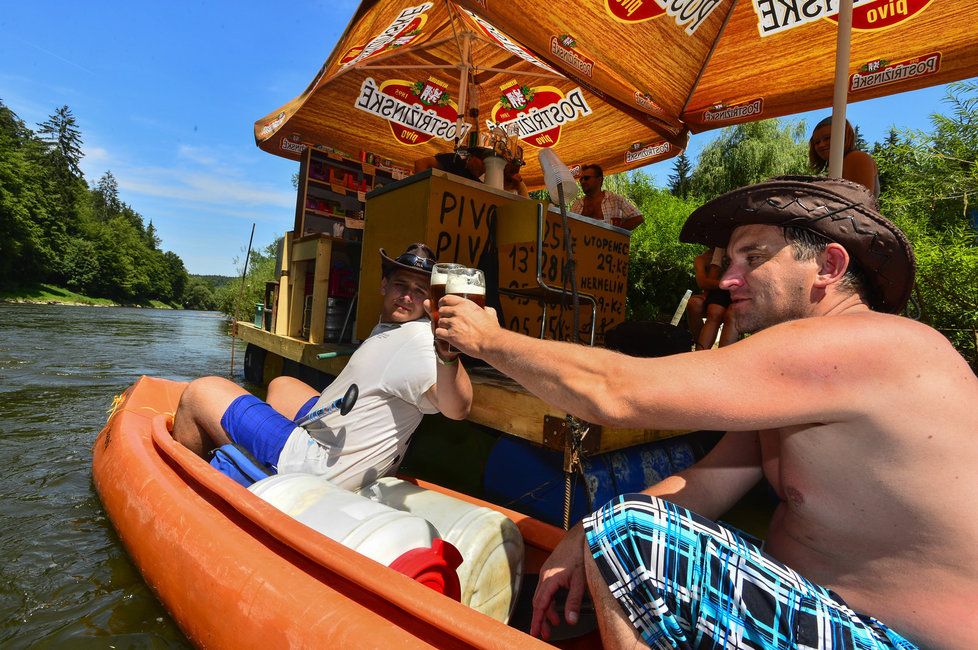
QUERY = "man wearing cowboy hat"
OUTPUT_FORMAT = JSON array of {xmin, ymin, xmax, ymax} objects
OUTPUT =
[
  {"xmin": 436, "ymin": 177, "xmax": 978, "ymax": 648},
  {"xmin": 174, "ymin": 243, "xmax": 472, "ymax": 491}
]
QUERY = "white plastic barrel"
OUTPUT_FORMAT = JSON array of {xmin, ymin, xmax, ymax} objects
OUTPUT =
[
  {"xmin": 357, "ymin": 477, "xmax": 524, "ymax": 622},
  {"xmin": 249, "ymin": 473, "xmax": 439, "ymax": 568}
]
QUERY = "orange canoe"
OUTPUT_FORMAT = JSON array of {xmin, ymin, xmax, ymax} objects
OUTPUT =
[{"xmin": 92, "ymin": 376, "xmax": 592, "ymax": 648}]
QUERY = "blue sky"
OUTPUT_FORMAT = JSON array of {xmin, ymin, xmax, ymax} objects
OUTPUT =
[{"xmin": 0, "ymin": 1, "xmax": 967, "ymax": 275}]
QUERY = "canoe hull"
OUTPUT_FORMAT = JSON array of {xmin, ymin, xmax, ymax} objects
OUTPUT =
[{"xmin": 92, "ymin": 376, "xmax": 566, "ymax": 648}]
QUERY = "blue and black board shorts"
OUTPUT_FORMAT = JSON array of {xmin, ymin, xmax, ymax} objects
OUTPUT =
[
  {"xmin": 584, "ymin": 494, "xmax": 918, "ymax": 649},
  {"xmin": 219, "ymin": 395, "xmax": 318, "ymax": 470}
]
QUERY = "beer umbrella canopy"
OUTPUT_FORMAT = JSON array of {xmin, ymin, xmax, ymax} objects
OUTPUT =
[
  {"xmin": 454, "ymin": 0, "xmax": 978, "ymax": 137},
  {"xmin": 254, "ymin": 0, "xmax": 686, "ymax": 188}
]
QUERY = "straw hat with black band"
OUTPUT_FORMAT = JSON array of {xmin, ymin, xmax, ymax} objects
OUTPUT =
[
  {"xmin": 678, "ymin": 176, "xmax": 915, "ymax": 314},
  {"xmin": 379, "ymin": 243, "xmax": 436, "ymax": 277}
]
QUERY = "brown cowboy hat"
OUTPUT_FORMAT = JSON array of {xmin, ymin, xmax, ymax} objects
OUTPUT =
[
  {"xmin": 379, "ymin": 242, "xmax": 436, "ymax": 277},
  {"xmin": 679, "ymin": 176, "xmax": 915, "ymax": 313}
]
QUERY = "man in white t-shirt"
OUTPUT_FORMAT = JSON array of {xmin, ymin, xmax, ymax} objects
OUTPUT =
[{"xmin": 173, "ymin": 243, "xmax": 472, "ymax": 490}]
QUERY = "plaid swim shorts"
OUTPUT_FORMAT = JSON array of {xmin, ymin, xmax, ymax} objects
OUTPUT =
[{"xmin": 584, "ymin": 494, "xmax": 918, "ymax": 649}]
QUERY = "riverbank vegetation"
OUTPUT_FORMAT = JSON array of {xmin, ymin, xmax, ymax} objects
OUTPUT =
[
  {"xmin": 0, "ymin": 101, "xmax": 208, "ymax": 308},
  {"xmin": 0, "ymin": 283, "xmax": 120, "ymax": 306},
  {"xmin": 218, "ymin": 242, "xmax": 281, "ymax": 322}
]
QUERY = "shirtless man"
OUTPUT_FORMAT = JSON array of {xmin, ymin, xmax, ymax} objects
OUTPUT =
[{"xmin": 435, "ymin": 177, "xmax": 978, "ymax": 648}]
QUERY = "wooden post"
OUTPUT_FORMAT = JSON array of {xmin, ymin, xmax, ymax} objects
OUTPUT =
[
  {"xmin": 274, "ymin": 232, "xmax": 293, "ymax": 336},
  {"xmin": 308, "ymin": 238, "xmax": 332, "ymax": 344},
  {"xmin": 289, "ymin": 259, "xmax": 307, "ymax": 339}
]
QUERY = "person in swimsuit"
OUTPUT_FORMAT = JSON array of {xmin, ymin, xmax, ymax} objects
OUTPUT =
[
  {"xmin": 810, "ymin": 116, "xmax": 880, "ymax": 198},
  {"xmin": 686, "ymin": 246, "xmax": 738, "ymax": 350},
  {"xmin": 435, "ymin": 176, "xmax": 978, "ymax": 649}
]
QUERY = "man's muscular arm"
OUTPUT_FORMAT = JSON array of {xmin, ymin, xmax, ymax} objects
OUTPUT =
[{"xmin": 436, "ymin": 296, "xmax": 865, "ymax": 434}]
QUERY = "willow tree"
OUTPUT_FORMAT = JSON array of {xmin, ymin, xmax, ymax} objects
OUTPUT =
[{"xmin": 689, "ymin": 119, "xmax": 810, "ymax": 200}]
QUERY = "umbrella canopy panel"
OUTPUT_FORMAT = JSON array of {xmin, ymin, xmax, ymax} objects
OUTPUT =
[
  {"xmin": 255, "ymin": 0, "xmax": 685, "ymax": 188},
  {"xmin": 456, "ymin": 0, "xmax": 978, "ymax": 134}
]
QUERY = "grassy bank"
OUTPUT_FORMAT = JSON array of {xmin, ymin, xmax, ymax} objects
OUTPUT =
[{"xmin": 0, "ymin": 283, "xmax": 177, "ymax": 309}]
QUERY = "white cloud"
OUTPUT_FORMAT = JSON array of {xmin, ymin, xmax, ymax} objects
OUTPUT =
[
  {"xmin": 177, "ymin": 144, "xmax": 219, "ymax": 167},
  {"xmin": 119, "ymin": 167, "xmax": 294, "ymax": 210}
]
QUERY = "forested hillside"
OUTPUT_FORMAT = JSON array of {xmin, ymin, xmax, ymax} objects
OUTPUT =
[{"xmin": 0, "ymin": 101, "xmax": 200, "ymax": 307}]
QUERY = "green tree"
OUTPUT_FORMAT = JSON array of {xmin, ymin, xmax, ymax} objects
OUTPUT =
[
  {"xmin": 160, "ymin": 250, "xmax": 189, "ymax": 304},
  {"xmin": 92, "ymin": 170, "xmax": 121, "ymax": 221},
  {"xmin": 183, "ymin": 277, "xmax": 218, "ymax": 310},
  {"xmin": 668, "ymin": 152, "xmax": 693, "ymax": 199},
  {"xmin": 689, "ymin": 119, "xmax": 809, "ymax": 199},
  {"xmin": 0, "ymin": 101, "xmax": 49, "ymax": 284},
  {"xmin": 602, "ymin": 171, "xmax": 704, "ymax": 320},
  {"xmin": 37, "ymin": 105, "xmax": 84, "ymax": 179},
  {"xmin": 853, "ymin": 124, "xmax": 869, "ymax": 151},
  {"xmin": 873, "ymin": 81, "xmax": 978, "ymax": 366},
  {"xmin": 217, "ymin": 240, "xmax": 280, "ymax": 321},
  {"xmin": 146, "ymin": 220, "xmax": 161, "ymax": 250},
  {"xmin": 61, "ymin": 239, "xmax": 102, "ymax": 291}
]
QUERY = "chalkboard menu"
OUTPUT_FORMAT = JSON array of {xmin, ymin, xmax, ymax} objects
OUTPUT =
[{"xmin": 496, "ymin": 202, "xmax": 630, "ymax": 345}]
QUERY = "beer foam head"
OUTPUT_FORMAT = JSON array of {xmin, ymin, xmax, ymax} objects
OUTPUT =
[
  {"xmin": 446, "ymin": 272, "xmax": 485, "ymax": 295},
  {"xmin": 431, "ymin": 269, "xmax": 450, "ymax": 284},
  {"xmin": 431, "ymin": 263, "xmax": 464, "ymax": 285}
]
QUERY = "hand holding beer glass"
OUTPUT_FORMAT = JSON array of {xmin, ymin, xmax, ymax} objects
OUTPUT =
[{"xmin": 436, "ymin": 266, "xmax": 486, "ymax": 358}]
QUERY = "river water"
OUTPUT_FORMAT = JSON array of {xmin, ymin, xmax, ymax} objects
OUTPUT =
[{"xmin": 0, "ymin": 304, "xmax": 249, "ymax": 648}]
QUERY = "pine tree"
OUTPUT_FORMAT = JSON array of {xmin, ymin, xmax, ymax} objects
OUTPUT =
[
  {"xmin": 37, "ymin": 105, "xmax": 84, "ymax": 178},
  {"xmin": 853, "ymin": 124, "xmax": 869, "ymax": 152},
  {"xmin": 93, "ymin": 170, "xmax": 121, "ymax": 220},
  {"xmin": 668, "ymin": 153, "xmax": 693, "ymax": 198},
  {"xmin": 146, "ymin": 220, "xmax": 161, "ymax": 249}
]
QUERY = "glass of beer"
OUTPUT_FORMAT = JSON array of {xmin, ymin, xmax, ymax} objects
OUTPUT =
[
  {"xmin": 445, "ymin": 267, "xmax": 486, "ymax": 307},
  {"xmin": 443, "ymin": 267, "xmax": 486, "ymax": 353},
  {"xmin": 430, "ymin": 263, "xmax": 465, "ymax": 329}
]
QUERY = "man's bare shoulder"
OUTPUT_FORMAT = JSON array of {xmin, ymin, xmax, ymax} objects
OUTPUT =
[{"xmin": 755, "ymin": 311, "xmax": 975, "ymax": 389}]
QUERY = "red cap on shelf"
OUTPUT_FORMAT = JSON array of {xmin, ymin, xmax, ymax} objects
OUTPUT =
[{"xmin": 387, "ymin": 539, "xmax": 462, "ymax": 600}]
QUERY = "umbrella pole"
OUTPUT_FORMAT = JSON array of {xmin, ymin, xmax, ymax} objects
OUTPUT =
[
  {"xmin": 828, "ymin": 0, "xmax": 854, "ymax": 179},
  {"xmin": 455, "ymin": 31, "xmax": 472, "ymax": 149}
]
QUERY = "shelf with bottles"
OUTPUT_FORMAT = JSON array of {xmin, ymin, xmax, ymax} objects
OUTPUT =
[
  {"xmin": 308, "ymin": 154, "xmax": 373, "ymax": 196},
  {"xmin": 302, "ymin": 194, "xmax": 362, "ymax": 220}
]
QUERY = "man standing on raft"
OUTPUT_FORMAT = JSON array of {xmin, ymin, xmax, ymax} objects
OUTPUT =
[{"xmin": 435, "ymin": 176, "xmax": 978, "ymax": 648}]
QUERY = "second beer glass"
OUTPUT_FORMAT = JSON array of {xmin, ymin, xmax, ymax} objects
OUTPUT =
[
  {"xmin": 429, "ymin": 263, "xmax": 465, "ymax": 329},
  {"xmin": 443, "ymin": 267, "xmax": 486, "ymax": 353},
  {"xmin": 445, "ymin": 267, "xmax": 486, "ymax": 306}
]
